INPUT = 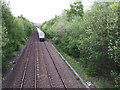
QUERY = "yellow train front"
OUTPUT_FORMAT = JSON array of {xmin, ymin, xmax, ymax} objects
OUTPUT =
[{"xmin": 37, "ymin": 28, "xmax": 45, "ymax": 41}]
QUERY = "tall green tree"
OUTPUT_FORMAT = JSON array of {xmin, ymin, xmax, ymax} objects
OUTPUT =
[
  {"xmin": 40, "ymin": 1, "xmax": 120, "ymax": 88},
  {"xmin": 1, "ymin": 1, "xmax": 34, "ymax": 72},
  {"xmin": 65, "ymin": 1, "xmax": 84, "ymax": 21}
]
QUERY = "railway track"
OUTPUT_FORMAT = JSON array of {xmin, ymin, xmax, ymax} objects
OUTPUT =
[
  {"xmin": 20, "ymin": 30, "xmax": 36, "ymax": 88},
  {"xmin": 41, "ymin": 42, "xmax": 65, "ymax": 88},
  {"xmin": 2, "ymin": 30, "xmax": 86, "ymax": 89}
]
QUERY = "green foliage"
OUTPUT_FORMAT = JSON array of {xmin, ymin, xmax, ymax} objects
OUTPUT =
[
  {"xmin": 111, "ymin": 71, "xmax": 120, "ymax": 88},
  {"xmin": 2, "ymin": 1, "xmax": 35, "ymax": 72},
  {"xmin": 41, "ymin": 1, "xmax": 120, "ymax": 88},
  {"xmin": 40, "ymin": 16, "xmax": 59, "ymax": 39},
  {"xmin": 75, "ymin": 76, "xmax": 79, "ymax": 80},
  {"xmin": 65, "ymin": 1, "xmax": 84, "ymax": 21}
]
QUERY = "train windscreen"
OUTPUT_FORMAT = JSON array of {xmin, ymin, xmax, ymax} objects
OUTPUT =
[{"xmin": 40, "ymin": 33, "xmax": 44, "ymax": 36}]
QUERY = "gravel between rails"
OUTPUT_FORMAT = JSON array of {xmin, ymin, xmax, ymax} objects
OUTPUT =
[
  {"xmin": 12, "ymin": 32, "xmax": 35, "ymax": 88},
  {"xmin": 2, "ymin": 30, "xmax": 86, "ymax": 89},
  {"xmin": 35, "ymin": 31, "xmax": 51, "ymax": 88},
  {"xmin": 2, "ymin": 33, "xmax": 34, "ymax": 88},
  {"xmin": 41, "ymin": 42, "xmax": 65, "ymax": 88},
  {"xmin": 44, "ymin": 41, "xmax": 85, "ymax": 88},
  {"xmin": 21, "ymin": 30, "xmax": 36, "ymax": 88}
]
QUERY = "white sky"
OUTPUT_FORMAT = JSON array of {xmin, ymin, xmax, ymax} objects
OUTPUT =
[{"xmin": 5, "ymin": 0, "xmax": 95, "ymax": 23}]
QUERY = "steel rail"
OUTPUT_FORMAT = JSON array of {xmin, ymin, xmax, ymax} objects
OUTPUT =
[
  {"xmin": 43, "ymin": 42, "xmax": 67, "ymax": 89},
  {"xmin": 34, "ymin": 31, "xmax": 37, "ymax": 89},
  {"xmin": 52, "ymin": 44, "xmax": 90, "ymax": 90},
  {"xmin": 39, "ymin": 42, "xmax": 53, "ymax": 88},
  {"xmin": 20, "ymin": 32, "xmax": 35, "ymax": 89}
]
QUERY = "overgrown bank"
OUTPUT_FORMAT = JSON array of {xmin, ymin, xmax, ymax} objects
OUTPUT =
[
  {"xmin": 54, "ymin": 45, "xmax": 113, "ymax": 88},
  {"xmin": 1, "ymin": 1, "xmax": 35, "ymax": 72},
  {"xmin": 40, "ymin": 1, "xmax": 120, "ymax": 88}
]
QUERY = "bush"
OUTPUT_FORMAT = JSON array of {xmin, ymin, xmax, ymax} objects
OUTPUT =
[
  {"xmin": 1, "ymin": 1, "xmax": 35, "ymax": 72},
  {"xmin": 40, "ymin": 1, "xmax": 120, "ymax": 88}
]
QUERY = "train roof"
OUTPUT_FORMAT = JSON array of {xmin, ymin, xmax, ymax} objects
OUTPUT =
[{"xmin": 37, "ymin": 28, "xmax": 44, "ymax": 34}]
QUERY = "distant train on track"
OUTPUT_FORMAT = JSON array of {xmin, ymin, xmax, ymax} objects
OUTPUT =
[{"xmin": 37, "ymin": 28, "xmax": 45, "ymax": 41}]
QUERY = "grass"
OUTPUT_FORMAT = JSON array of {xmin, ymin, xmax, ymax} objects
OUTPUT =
[
  {"xmin": 54, "ymin": 45, "xmax": 113, "ymax": 88},
  {"xmin": 75, "ymin": 76, "xmax": 80, "ymax": 80}
]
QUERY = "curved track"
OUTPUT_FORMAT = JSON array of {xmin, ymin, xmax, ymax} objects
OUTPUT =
[{"xmin": 2, "ymin": 30, "xmax": 86, "ymax": 89}]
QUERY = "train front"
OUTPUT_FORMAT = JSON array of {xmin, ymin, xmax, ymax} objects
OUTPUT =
[
  {"xmin": 37, "ymin": 28, "xmax": 45, "ymax": 41},
  {"xmin": 39, "ymin": 31, "xmax": 45, "ymax": 41}
]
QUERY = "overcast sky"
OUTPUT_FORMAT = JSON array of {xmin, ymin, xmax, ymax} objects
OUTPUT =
[{"xmin": 5, "ymin": 0, "xmax": 95, "ymax": 23}]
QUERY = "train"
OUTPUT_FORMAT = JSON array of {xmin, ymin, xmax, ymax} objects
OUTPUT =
[{"xmin": 37, "ymin": 28, "xmax": 45, "ymax": 41}]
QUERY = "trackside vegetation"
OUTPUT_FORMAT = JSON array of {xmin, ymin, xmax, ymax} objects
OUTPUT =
[
  {"xmin": 1, "ymin": 1, "xmax": 35, "ymax": 72},
  {"xmin": 40, "ymin": 1, "xmax": 120, "ymax": 88}
]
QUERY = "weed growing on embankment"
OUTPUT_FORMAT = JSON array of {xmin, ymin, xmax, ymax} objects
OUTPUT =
[{"xmin": 54, "ymin": 45, "xmax": 113, "ymax": 88}]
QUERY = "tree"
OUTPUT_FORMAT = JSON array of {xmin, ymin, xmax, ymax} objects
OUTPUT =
[
  {"xmin": 1, "ymin": 1, "xmax": 34, "ymax": 72},
  {"xmin": 65, "ymin": 1, "xmax": 84, "ymax": 21}
]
